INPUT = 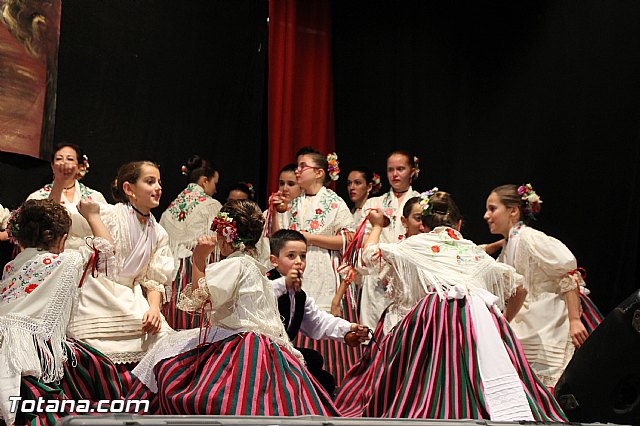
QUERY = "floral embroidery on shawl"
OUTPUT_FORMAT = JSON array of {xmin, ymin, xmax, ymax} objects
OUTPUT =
[
  {"xmin": 165, "ymin": 183, "xmax": 211, "ymax": 222},
  {"xmin": 1, "ymin": 253, "xmax": 62, "ymax": 304}
]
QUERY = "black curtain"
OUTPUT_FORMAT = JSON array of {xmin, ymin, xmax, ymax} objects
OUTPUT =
[
  {"xmin": 332, "ymin": 0, "xmax": 640, "ymax": 314},
  {"xmin": 0, "ymin": 0, "xmax": 268, "ymax": 210}
]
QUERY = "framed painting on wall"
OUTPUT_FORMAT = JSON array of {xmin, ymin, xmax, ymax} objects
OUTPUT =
[{"xmin": 0, "ymin": 0, "xmax": 61, "ymax": 160}]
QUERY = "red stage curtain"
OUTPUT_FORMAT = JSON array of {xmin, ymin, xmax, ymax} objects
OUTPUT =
[{"xmin": 267, "ymin": 0, "xmax": 335, "ymax": 198}]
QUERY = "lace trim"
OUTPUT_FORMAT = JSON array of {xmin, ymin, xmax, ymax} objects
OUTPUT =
[
  {"xmin": 107, "ymin": 350, "xmax": 148, "ymax": 364},
  {"xmin": 176, "ymin": 282, "xmax": 210, "ymax": 312},
  {"xmin": 559, "ymin": 270, "xmax": 585, "ymax": 294}
]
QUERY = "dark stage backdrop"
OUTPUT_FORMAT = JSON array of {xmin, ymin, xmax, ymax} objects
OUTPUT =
[{"xmin": 332, "ymin": 0, "xmax": 640, "ymax": 314}]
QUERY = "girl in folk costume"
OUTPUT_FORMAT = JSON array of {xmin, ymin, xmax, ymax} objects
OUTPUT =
[
  {"xmin": 160, "ymin": 155, "xmax": 222, "ymax": 330},
  {"xmin": 0, "ymin": 199, "xmax": 124, "ymax": 426},
  {"xmin": 335, "ymin": 190, "xmax": 567, "ymax": 422},
  {"xmin": 347, "ymin": 167, "xmax": 381, "ymax": 226},
  {"xmin": 484, "ymin": 184, "xmax": 604, "ymax": 388},
  {"xmin": 127, "ymin": 200, "xmax": 339, "ymax": 416},
  {"xmin": 270, "ymin": 150, "xmax": 359, "ymax": 387},
  {"xmin": 66, "ymin": 161, "xmax": 175, "ymax": 386},
  {"xmin": 358, "ymin": 151, "xmax": 421, "ymax": 330},
  {"xmin": 28, "ymin": 144, "xmax": 107, "ymax": 250},
  {"xmin": 266, "ymin": 163, "xmax": 302, "ymax": 232}
]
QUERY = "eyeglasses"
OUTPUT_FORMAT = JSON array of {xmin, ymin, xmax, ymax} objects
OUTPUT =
[{"xmin": 295, "ymin": 165, "xmax": 318, "ymax": 174}]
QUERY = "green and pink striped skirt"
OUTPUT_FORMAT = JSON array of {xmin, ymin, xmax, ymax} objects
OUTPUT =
[
  {"xmin": 162, "ymin": 257, "xmax": 202, "ymax": 331},
  {"xmin": 335, "ymin": 294, "xmax": 568, "ymax": 421},
  {"xmin": 17, "ymin": 339, "xmax": 126, "ymax": 426},
  {"xmin": 126, "ymin": 332, "xmax": 341, "ymax": 416}
]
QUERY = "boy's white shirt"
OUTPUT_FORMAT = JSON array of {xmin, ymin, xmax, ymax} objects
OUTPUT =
[{"xmin": 271, "ymin": 276, "xmax": 352, "ymax": 341}]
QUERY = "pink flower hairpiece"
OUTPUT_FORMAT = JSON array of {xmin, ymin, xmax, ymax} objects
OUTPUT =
[
  {"xmin": 77, "ymin": 154, "xmax": 90, "ymax": 179},
  {"xmin": 517, "ymin": 183, "xmax": 542, "ymax": 219},
  {"xmin": 371, "ymin": 172, "xmax": 382, "ymax": 194},
  {"xmin": 211, "ymin": 212, "xmax": 239, "ymax": 246},
  {"xmin": 244, "ymin": 182, "xmax": 255, "ymax": 198},
  {"xmin": 327, "ymin": 153, "xmax": 340, "ymax": 181},
  {"xmin": 181, "ymin": 165, "xmax": 189, "ymax": 176}
]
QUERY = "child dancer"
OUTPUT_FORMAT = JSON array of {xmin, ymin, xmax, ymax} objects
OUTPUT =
[
  {"xmin": 347, "ymin": 166, "xmax": 381, "ymax": 226},
  {"xmin": 66, "ymin": 161, "xmax": 175, "ymax": 379},
  {"xmin": 335, "ymin": 190, "xmax": 566, "ymax": 422},
  {"xmin": 127, "ymin": 200, "xmax": 339, "ymax": 416},
  {"xmin": 484, "ymin": 183, "xmax": 604, "ymax": 388},
  {"xmin": 359, "ymin": 150, "xmax": 421, "ymax": 330},
  {"xmin": 268, "ymin": 229, "xmax": 369, "ymax": 395},
  {"xmin": 160, "ymin": 155, "xmax": 222, "ymax": 330},
  {"xmin": 0, "ymin": 199, "xmax": 123, "ymax": 426},
  {"xmin": 270, "ymin": 150, "xmax": 359, "ymax": 387}
]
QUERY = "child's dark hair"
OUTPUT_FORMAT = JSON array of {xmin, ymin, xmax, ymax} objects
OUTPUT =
[
  {"xmin": 227, "ymin": 182, "xmax": 255, "ymax": 201},
  {"xmin": 350, "ymin": 166, "xmax": 374, "ymax": 185},
  {"xmin": 220, "ymin": 199, "xmax": 264, "ymax": 248},
  {"xmin": 182, "ymin": 155, "xmax": 217, "ymax": 184},
  {"xmin": 279, "ymin": 163, "xmax": 298, "ymax": 174},
  {"xmin": 111, "ymin": 161, "xmax": 159, "ymax": 203},
  {"xmin": 8, "ymin": 199, "xmax": 71, "ymax": 249},
  {"xmin": 269, "ymin": 229, "xmax": 307, "ymax": 257},
  {"xmin": 490, "ymin": 184, "xmax": 539, "ymax": 224},
  {"xmin": 402, "ymin": 196, "xmax": 421, "ymax": 218},
  {"xmin": 421, "ymin": 191, "xmax": 463, "ymax": 230},
  {"xmin": 295, "ymin": 146, "xmax": 319, "ymax": 158}
]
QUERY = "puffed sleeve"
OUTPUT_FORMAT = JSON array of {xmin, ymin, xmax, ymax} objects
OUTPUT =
[
  {"xmin": 0, "ymin": 204, "xmax": 9, "ymax": 230},
  {"xmin": 77, "ymin": 237, "xmax": 117, "ymax": 279},
  {"xmin": 204, "ymin": 257, "xmax": 243, "ymax": 311},
  {"xmin": 139, "ymin": 227, "xmax": 176, "ymax": 296},
  {"xmin": 524, "ymin": 230, "xmax": 577, "ymax": 279}
]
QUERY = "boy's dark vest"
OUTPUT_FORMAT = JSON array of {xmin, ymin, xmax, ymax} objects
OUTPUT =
[{"xmin": 267, "ymin": 268, "xmax": 306, "ymax": 341}]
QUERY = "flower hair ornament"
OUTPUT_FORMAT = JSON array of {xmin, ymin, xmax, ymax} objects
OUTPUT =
[
  {"xmin": 210, "ymin": 211, "xmax": 251, "ymax": 249},
  {"xmin": 418, "ymin": 187, "xmax": 439, "ymax": 216},
  {"xmin": 5, "ymin": 207, "xmax": 21, "ymax": 243},
  {"xmin": 244, "ymin": 182, "xmax": 255, "ymax": 199},
  {"xmin": 181, "ymin": 165, "xmax": 189, "ymax": 176},
  {"xmin": 518, "ymin": 183, "xmax": 542, "ymax": 220},
  {"xmin": 77, "ymin": 154, "xmax": 90, "ymax": 178},
  {"xmin": 327, "ymin": 152, "xmax": 340, "ymax": 181},
  {"xmin": 413, "ymin": 156, "xmax": 421, "ymax": 179},
  {"xmin": 371, "ymin": 172, "xmax": 382, "ymax": 194}
]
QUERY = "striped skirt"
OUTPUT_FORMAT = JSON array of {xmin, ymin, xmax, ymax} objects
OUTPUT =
[
  {"xmin": 293, "ymin": 287, "xmax": 362, "ymax": 388},
  {"xmin": 17, "ymin": 339, "xmax": 126, "ymax": 426},
  {"xmin": 126, "ymin": 332, "xmax": 341, "ymax": 416},
  {"xmin": 580, "ymin": 293, "xmax": 604, "ymax": 333},
  {"xmin": 334, "ymin": 294, "xmax": 568, "ymax": 421},
  {"xmin": 162, "ymin": 257, "xmax": 202, "ymax": 330}
]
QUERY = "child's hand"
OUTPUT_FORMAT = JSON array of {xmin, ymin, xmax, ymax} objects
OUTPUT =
[
  {"xmin": 367, "ymin": 209, "xmax": 389, "ymax": 228},
  {"xmin": 193, "ymin": 235, "xmax": 216, "ymax": 263},
  {"xmin": 142, "ymin": 307, "xmax": 162, "ymax": 334},
  {"xmin": 284, "ymin": 264, "xmax": 303, "ymax": 292},
  {"xmin": 78, "ymin": 198, "xmax": 101, "ymax": 220},
  {"xmin": 344, "ymin": 324, "xmax": 370, "ymax": 347}
]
